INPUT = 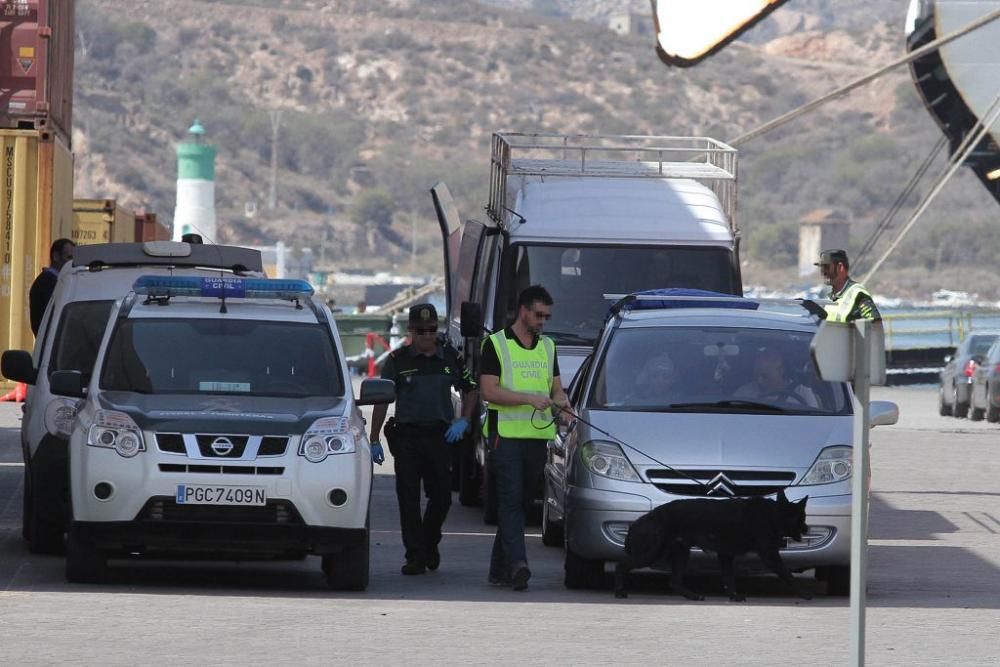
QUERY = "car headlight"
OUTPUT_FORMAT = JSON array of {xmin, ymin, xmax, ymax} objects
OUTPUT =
[
  {"xmin": 580, "ymin": 440, "xmax": 641, "ymax": 482},
  {"xmin": 299, "ymin": 417, "xmax": 355, "ymax": 463},
  {"xmin": 86, "ymin": 409, "xmax": 145, "ymax": 458},
  {"xmin": 45, "ymin": 398, "xmax": 79, "ymax": 438},
  {"xmin": 801, "ymin": 445, "xmax": 852, "ymax": 485}
]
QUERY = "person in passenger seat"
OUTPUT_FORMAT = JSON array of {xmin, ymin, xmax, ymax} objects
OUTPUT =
[
  {"xmin": 734, "ymin": 348, "xmax": 818, "ymax": 408},
  {"xmin": 625, "ymin": 352, "xmax": 677, "ymax": 406}
]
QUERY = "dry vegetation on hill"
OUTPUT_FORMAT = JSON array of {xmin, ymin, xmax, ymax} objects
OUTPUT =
[{"xmin": 72, "ymin": 0, "xmax": 998, "ymax": 297}]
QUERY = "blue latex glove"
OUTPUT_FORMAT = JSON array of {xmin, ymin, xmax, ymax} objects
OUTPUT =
[
  {"xmin": 445, "ymin": 417, "xmax": 470, "ymax": 444},
  {"xmin": 371, "ymin": 441, "xmax": 385, "ymax": 465}
]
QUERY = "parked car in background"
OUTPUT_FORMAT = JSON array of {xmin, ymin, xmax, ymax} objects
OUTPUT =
[
  {"xmin": 542, "ymin": 291, "xmax": 898, "ymax": 596},
  {"xmin": 969, "ymin": 339, "xmax": 1000, "ymax": 422},
  {"xmin": 938, "ymin": 333, "xmax": 1000, "ymax": 418}
]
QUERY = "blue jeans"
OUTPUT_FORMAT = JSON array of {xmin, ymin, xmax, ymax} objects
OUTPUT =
[{"xmin": 489, "ymin": 436, "xmax": 547, "ymax": 579}]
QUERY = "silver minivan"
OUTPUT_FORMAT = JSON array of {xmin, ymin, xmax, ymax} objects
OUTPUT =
[{"xmin": 542, "ymin": 296, "xmax": 898, "ymax": 595}]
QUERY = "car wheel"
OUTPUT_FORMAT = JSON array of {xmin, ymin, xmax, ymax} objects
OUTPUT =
[
  {"xmin": 458, "ymin": 438, "xmax": 482, "ymax": 507},
  {"xmin": 938, "ymin": 384, "xmax": 952, "ymax": 416},
  {"xmin": 821, "ymin": 565, "xmax": 850, "ymax": 596},
  {"xmin": 954, "ymin": 385, "xmax": 969, "ymax": 419},
  {"xmin": 26, "ymin": 465, "xmax": 66, "ymax": 555},
  {"xmin": 564, "ymin": 531, "xmax": 605, "ymax": 589},
  {"xmin": 970, "ymin": 405, "xmax": 985, "ymax": 421},
  {"xmin": 541, "ymin": 494, "xmax": 564, "ymax": 548},
  {"xmin": 323, "ymin": 521, "xmax": 370, "ymax": 591},
  {"xmin": 482, "ymin": 456, "xmax": 498, "ymax": 526},
  {"xmin": 65, "ymin": 528, "xmax": 108, "ymax": 584}
]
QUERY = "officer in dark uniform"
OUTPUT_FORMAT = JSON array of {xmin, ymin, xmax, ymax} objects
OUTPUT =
[{"xmin": 369, "ymin": 303, "xmax": 478, "ymax": 575}]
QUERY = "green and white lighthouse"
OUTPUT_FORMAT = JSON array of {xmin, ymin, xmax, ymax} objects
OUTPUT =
[{"xmin": 172, "ymin": 120, "xmax": 218, "ymax": 241}]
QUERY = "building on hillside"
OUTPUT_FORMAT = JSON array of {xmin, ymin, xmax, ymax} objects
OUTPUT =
[
  {"xmin": 608, "ymin": 12, "xmax": 649, "ymax": 37},
  {"xmin": 798, "ymin": 208, "xmax": 851, "ymax": 277}
]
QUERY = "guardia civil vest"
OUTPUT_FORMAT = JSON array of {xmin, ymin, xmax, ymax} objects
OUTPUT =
[
  {"xmin": 486, "ymin": 330, "xmax": 556, "ymax": 439},
  {"xmin": 824, "ymin": 281, "xmax": 874, "ymax": 323}
]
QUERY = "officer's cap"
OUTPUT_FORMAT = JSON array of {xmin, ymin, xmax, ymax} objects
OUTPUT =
[
  {"xmin": 408, "ymin": 303, "xmax": 438, "ymax": 325},
  {"xmin": 815, "ymin": 248, "xmax": 849, "ymax": 268}
]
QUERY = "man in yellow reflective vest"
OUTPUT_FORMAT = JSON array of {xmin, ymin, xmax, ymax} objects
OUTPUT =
[
  {"xmin": 815, "ymin": 249, "xmax": 881, "ymax": 322},
  {"xmin": 480, "ymin": 285, "xmax": 573, "ymax": 591}
]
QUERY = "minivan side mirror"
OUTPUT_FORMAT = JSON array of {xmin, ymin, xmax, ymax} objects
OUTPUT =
[
  {"xmin": 49, "ymin": 370, "xmax": 86, "ymax": 398},
  {"xmin": 358, "ymin": 378, "xmax": 395, "ymax": 406},
  {"xmin": 460, "ymin": 301, "xmax": 484, "ymax": 338},
  {"xmin": 1, "ymin": 350, "xmax": 37, "ymax": 385},
  {"xmin": 869, "ymin": 400, "xmax": 899, "ymax": 427}
]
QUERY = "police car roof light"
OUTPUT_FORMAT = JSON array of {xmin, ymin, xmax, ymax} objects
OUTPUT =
[{"xmin": 132, "ymin": 275, "xmax": 314, "ymax": 301}]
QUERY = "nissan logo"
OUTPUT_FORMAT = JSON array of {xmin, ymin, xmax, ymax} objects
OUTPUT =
[{"xmin": 210, "ymin": 437, "xmax": 235, "ymax": 456}]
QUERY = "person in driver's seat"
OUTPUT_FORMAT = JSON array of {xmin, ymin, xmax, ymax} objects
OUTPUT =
[{"xmin": 734, "ymin": 348, "xmax": 818, "ymax": 408}]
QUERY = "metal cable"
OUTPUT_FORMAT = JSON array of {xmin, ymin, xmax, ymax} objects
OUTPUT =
[
  {"xmin": 854, "ymin": 135, "xmax": 948, "ymax": 270},
  {"xmin": 861, "ymin": 88, "xmax": 1000, "ymax": 283},
  {"xmin": 728, "ymin": 8, "xmax": 1000, "ymax": 147}
]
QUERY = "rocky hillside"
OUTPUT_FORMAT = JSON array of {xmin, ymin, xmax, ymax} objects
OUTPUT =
[{"xmin": 71, "ymin": 0, "xmax": 998, "ymax": 297}]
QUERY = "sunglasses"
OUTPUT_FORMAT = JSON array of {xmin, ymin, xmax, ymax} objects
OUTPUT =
[{"xmin": 411, "ymin": 327, "xmax": 438, "ymax": 335}]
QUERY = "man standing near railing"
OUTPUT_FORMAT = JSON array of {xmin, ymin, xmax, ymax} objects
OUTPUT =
[{"xmin": 814, "ymin": 249, "xmax": 881, "ymax": 323}]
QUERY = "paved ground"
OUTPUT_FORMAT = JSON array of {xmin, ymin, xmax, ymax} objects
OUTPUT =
[{"xmin": 0, "ymin": 386, "xmax": 997, "ymax": 665}]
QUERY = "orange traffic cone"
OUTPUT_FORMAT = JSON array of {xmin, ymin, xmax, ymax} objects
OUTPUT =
[{"xmin": 0, "ymin": 382, "xmax": 27, "ymax": 402}]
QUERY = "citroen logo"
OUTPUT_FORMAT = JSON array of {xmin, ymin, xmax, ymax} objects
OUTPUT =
[
  {"xmin": 210, "ymin": 437, "xmax": 235, "ymax": 456},
  {"xmin": 706, "ymin": 472, "xmax": 736, "ymax": 497}
]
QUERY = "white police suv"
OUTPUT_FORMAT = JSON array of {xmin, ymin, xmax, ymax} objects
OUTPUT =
[{"xmin": 50, "ymin": 275, "xmax": 394, "ymax": 589}]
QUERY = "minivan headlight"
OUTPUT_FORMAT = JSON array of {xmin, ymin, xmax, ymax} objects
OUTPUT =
[
  {"xmin": 86, "ymin": 410, "xmax": 145, "ymax": 458},
  {"xmin": 45, "ymin": 398, "xmax": 79, "ymax": 438},
  {"xmin": 580, "ymin": 440, "xmax": 641, "ymax": 482},
  {"xmin": 299, "ymin": 417, "xmax": 355, "ymax": 463},
  {"xmin": 801, "ymin": 445, "xmax": 852, "ymax": 485}
]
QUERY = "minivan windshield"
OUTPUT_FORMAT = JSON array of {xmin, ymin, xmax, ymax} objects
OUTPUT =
[
  {"xmin": 100, "ymin": 318, "xmax": 344, "ymax": 397},
  {"xmin": 512, "ymin": 245, "xmax": 737, "ymax": 346},
  {"xmin": 588, "ymin": 326, "xmax": 850, "ymax": 415}
]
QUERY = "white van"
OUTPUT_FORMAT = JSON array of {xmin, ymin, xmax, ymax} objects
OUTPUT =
[
  {"xmin": 1, "ymin": 241, "xmax": 264, "ymax": 553},
  {"xmin": 432, "ymin": 133, "xmax": 742, "ymax": 517}
]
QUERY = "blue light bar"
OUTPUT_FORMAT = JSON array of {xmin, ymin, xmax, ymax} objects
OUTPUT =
[
  {"xmin": 133, "ymin": 275, "xmax": 314, "ymax": 301},
  {"xmin": 616, "ymin": 288, "xmax": 759, "ymax": 311}
]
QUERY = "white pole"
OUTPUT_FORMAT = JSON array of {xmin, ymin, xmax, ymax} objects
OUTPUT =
[
  {"xmin": 411, "ymin": 214, "xmax": 417, "ymax": 271},
  {"xmin": 850, "ymin": 320, "xmax": 872, "ymax": 666}
]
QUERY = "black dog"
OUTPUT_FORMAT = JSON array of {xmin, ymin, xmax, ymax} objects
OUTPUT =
[{"xmin": 614, "ymin": 490, "xmax": 811, "ymax": 601}]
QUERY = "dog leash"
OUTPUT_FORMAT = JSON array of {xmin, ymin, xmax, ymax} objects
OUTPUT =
[{"xmin": 532, "ymin": 405, "xmax": 710, "ymax": 489}]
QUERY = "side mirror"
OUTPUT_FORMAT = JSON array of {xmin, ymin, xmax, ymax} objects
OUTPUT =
[
  {"xmin": 460, "ymin": 301, "xmax": 484, "ymax": 338},
  {"xmin": 869, "ymin": 400, "xmax": 899, "ymax": 427},
  {"xmin": 1, "ymin": 350, "xmax": 37, "ymax": 385},
  {"xmin": 50, "ymin": 370, "xmax": 86, "ymax": 398},
  {"xmin": 358, "ymin": 378, "xmax": 395, "ymax": 406}
]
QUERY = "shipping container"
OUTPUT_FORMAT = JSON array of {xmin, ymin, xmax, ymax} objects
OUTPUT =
[
  {"xmin": 134, "ymin": 210, "xmax": 170, "ymax": 242},
  {"xmin": 71, "ymin": 198, "xmax": 134, "ymax": 245},
  {"xmin": 0, "ymin": 1, "xmax": 75, "ymax": 143},
  {"xmin": 0, "ymin": 128, "xmax": 73, "ymax": 391}
]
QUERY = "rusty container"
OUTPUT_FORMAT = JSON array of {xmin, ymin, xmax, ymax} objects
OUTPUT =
[
  {"xmin": 0, "ymin": 128, "xmax": 73, "ymax": 391},
  {"xmin": 0, "ymin": 0, "xmax": 75, "ymax": 143},
  {"xmin": 71, "ymin": 198, "xmax": 134, "ymax": 245},
  {"xmin": 134, "ymin": 210, "xmax": 170, "ymax": 242}
]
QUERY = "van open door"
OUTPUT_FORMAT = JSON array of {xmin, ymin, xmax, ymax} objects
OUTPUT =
[{"xmin": 431, "ymin": 182, "xmax": 463, "ymax": 319}]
